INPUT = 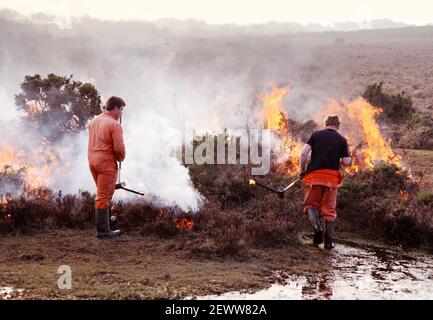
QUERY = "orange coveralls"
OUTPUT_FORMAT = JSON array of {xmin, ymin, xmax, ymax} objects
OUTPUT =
[
  {"xmin": 303, "ymin": 169, "xmax": 343, "ymax": 222},
  {"xmin": 88, "ymin": 111, "xmax": 125, "ymax": 209}
]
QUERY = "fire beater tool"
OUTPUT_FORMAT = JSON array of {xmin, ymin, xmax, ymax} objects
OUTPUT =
[
  {"xmin": 114, "ymin": 115, "xmax": 145, "ymax": 196},
  {"xmin": 249, "ymin": 177, "xmax": 301, "ymax": 199}
]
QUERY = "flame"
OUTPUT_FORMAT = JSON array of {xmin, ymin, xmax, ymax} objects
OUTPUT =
[
  {"xmin": 321, "ymin": 98, "xmax": 403, "ymax": 172},
  {"xmin": 259, "ymin": 86, "xmax": 289, "ymax": 130},
  {"xmin": 249, "ymin": 179, "xmax": 256, "ymax": 185},
  {"xmin": 0, "ymin": 194, "xmax": 12, "ymax": 219},
  {"xmin": 176, "ymin": 217, "xmax": 194, "ymax": 230},
  {"xmin": 257, "ymin": 85, "xmax": 303, "ymax": 174},
  {"xmin": 22, "ymin": 186, "xmax": 51, "ymax": 200},
  {"xmin": 0, "ymin": 136, "xmax": 62, "ymax": 189},
  {"xmin": 0, "ymin": 195, "xmax": 8, "ymax": 208},
  {"xmin": 400, "ymin": 190, "xmax": 409, "ymax": 201},
  {"xmin": 254, "ymin": 85, "xmax": 405, "ymax": 175}
]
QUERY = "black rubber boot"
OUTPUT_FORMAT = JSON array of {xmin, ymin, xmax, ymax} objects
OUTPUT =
[
  {"xmin": 95, "ymin": 208, "xmax": 121, "ymax": 239},
  {"xmin": 308, "ymin": 208, "xmax": 323, "ymax": 245},
  {"xmin": 324, "ymin": 220, "xmax": 335, "ymax": 250}
]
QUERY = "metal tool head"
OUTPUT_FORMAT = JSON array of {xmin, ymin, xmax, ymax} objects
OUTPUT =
[
  {"xmin": 276, "ymin": 186, "xmax": 285, "ymax": 199},
  {"xmin": 115, "ymin": 182, "xmax": 127, "ymax": 189}
]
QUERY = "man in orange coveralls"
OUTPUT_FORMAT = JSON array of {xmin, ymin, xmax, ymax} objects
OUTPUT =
[
  {"xmin": 88, "ymin": 96, "xmax": 126, "ymax": 238},
  {"xmin": 299, "ymin": 115, "xmax": 352, "ymax": 249}
]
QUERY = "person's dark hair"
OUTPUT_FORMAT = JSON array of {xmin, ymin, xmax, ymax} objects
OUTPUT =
[
  {"xmin": 105, "ymin": 96, "xmax": 126, "ymax": 111},
  {"xmin": 324, "ymin": 114, "xmax": 341, "ymax": 128}
]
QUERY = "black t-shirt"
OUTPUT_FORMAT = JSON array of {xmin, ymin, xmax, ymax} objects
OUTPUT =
[{"xmin": 305, "ymin": 128, "xmax": 350, "ymax": 173}]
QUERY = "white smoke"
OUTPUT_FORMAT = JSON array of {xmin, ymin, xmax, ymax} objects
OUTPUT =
[
  {"xmin": 49, "ymin": 115, "xmax": 204, "ymax": 212},
  {"xmin": 0, "ymin": 86, "xmax": 20, "ymax": 121},
  {"xmin": 121, "ymin": 111, "xmax": 203, "ymax": 212}
]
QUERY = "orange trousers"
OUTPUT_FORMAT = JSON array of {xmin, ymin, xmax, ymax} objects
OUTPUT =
[
  {"xmin": 89, "ymin": 152, "xmax": 117, "ymax": 209},
  {"xmin": 303, "ymin": 185, "xmax": 338, "ymax": 221}
]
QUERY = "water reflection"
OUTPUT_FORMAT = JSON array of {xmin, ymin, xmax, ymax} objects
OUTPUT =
[
  {"xmin": 0, "ymin": 287, "xmax": 24, "ymax": 300},
  {"xmin": 196, "ymin": 241, "xmax": 433, "ymax": 300}
]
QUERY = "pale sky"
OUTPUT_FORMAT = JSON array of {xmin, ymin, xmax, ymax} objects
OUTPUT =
[{"xmin": 0, "ymin": 0, "xmax": 432, "ymax": 25}]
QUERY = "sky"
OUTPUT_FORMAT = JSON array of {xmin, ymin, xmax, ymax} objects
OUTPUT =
[{"xmin": 0, "ymin": 0, "xmax": 432, "ymax": 25}]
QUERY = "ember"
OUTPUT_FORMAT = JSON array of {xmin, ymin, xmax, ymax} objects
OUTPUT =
[
  {"xmin": 176, "ymin": 218, "xmax": 194, "ymax": 230},
  {"xmin": 400, "ymin": 190, "xmax": 410, "ymax": 201}
]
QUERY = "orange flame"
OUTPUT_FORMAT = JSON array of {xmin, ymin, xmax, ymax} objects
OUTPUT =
[
  {"xmin": 0, "ymin": 194, "xmax": 12, "ymax": 219},
  {"xmin": 259, "ymin": 86, "xmax": 289, "ymax": 130},
  {"xmin": 258, "ymin": 85, "xmax": 303, "ymax": 174},
  {"xmin": 255, "ymin": 85, "xmax": 405, "ymax": 175},
  {"xmin": 320, "ymin": 97, "xmax": 403, "ymax": 172},
  {"xmin": 0, "ymin": 136, "xmax": 62, "ymax": 189},
  {"xmin": 176, "ymin": 217, "xmax": 194, "ymax": 230},
  {"xmin": 400, "ymin": 190, "xmax": 409, "ymax": 201},
  {"xmin": 0, "ymin": 195, "xmax": 8, "ymax": 208}
]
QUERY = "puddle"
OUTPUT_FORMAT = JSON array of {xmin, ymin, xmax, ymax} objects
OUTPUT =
[
  {"xmin": 195, "ymin": 240, "xmax": 433, "ymax": 300},
  {"xmin": 0, "ymin": 287, "xmax": 24, "ymax": 300}
]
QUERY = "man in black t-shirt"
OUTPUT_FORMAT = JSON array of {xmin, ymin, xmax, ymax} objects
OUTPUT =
[{"xmin": 299, "ymin": 115, "xmax": 351, "ymax": 249}]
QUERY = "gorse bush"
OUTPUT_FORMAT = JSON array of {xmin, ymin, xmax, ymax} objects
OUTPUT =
[{"xmin": 363, "ymin": 82, "xmax": 415, "ymax": 123}]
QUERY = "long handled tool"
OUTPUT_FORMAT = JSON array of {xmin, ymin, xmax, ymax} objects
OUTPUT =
[
  {"xmin": 282, "ymin": 178, "xmax": 300, "ymax": 192},
  {"xmin": 249, "ymin": 177, "xmax": 301, "ymax": 199},
  {"xmin": 114, "ymin": 115, "xmax": 145, "ymax": 196}
]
